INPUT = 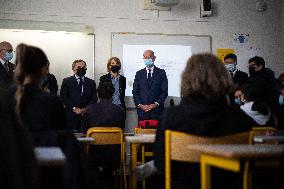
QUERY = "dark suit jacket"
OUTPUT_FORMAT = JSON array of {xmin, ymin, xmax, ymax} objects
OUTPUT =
[
  {"xmin": 0, "ymin": 61, "xmax": 14, "ymax": 88},
  {"xmin": 60, "ymin": 75, "xmax": 97, "ymax": 130},
  {"xmin": 233, "ymin": 70, "xmax": 248, "ymax": 87},
  {"xmin": 132, "ymin": 66, "xmax": 168, "ymax": 121},
  {"xmin": 99, "ymin": 73, "xmax": 126, "ymax": 109},
  {"xmin": 80, "ymin": 99, "xmax": 125, "ymax": 133}
]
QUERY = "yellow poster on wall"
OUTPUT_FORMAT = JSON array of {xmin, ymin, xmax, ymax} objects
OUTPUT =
[{"xmin": 217, "ymin": 48, "xmax": 235, "ymax": 63}]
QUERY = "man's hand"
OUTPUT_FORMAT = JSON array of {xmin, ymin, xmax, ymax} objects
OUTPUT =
[{"xmin": 73, "ymin": 107, "xmax": 84, "ymax": 115}]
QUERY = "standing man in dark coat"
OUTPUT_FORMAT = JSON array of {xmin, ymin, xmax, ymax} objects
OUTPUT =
[
  {"xmin": 224, "ymin": 53, "xmax": 248, "ymax": 87},
  {"xmin": 132, "ymin": 50, "xmax": 168, "ymax": 121},
  {"xmin": 60, "ymin": 59, "xmax": 97, "ymax": 131},
  {"xmin": 0, "ymin": 41, "xmax": 15, "ymax": 88}
]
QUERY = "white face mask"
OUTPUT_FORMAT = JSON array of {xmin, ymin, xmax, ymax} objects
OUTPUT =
[
  {"xmin": 279, "ymin": 95, "xmax": 284, "ymax": 106},
  {"xmin": 225, "ymin": 63, "xmax": 236, "ymax": 72}
]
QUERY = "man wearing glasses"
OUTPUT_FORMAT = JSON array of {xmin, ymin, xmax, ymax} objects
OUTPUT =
[{"xmin": 0, "ymin": 41, "xmax": 14, "ymax": 88}]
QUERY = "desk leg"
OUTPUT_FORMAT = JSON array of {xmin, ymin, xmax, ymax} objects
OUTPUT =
[
  {"xmin": 201, "ymin": 155, "xmax": 241, "ymax": 189},
  {"xmin": 130, "ymin": 143, "xmax": 137, "ymax": 189}
]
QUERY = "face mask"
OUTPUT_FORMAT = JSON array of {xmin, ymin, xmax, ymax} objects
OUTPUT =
[
  {"xmin": 76, "ymin": 68, "xmax": 86, "ymax": 77},
  {"xmin": 144, "ymin": 59, "xmax": 154, "ymax": 68},
  {"xmin": 249, "ymin": 66, "xmax": 256, "ymax": 75},
  {"xmin": 4, "ymin": 52, "xmax": 13, "ymax": 61},
  {"xmin": 110, "ymin": 65, "xmax": 120, "ymax": 73},
  {"xmin": 234, "ymin": 98, "xmax": 242, "ymax": 106},
  {"xmin": 225, "ymin": 63, "xmax": 236, "ymax": 73},
  {"xmin": 279, "ymin": 95, "xmax": 284, "ymax": 106}
]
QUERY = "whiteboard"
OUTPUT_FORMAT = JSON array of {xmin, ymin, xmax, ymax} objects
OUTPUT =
[
  {"xmin": 0, "ymin": 29, "xmax": 95, "ymax": 93},
  {"xmin": 111, "ymin": 33, "xmax": 212, "ymax": 107}
]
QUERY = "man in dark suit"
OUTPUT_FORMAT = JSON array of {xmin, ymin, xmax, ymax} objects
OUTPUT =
[
  {"xmin": 0, "ymin": 41, "xmax": 15, "ymax": 88},
  {"xmin": 60, "ymin": 59, "xmax": 97, "ymax": 131},
  {"xmin": 224, "ymin": 53, "xmax": 248, "ymax": 87},
  {"xmin": 132, "ymin": 50, "xmax": 168, "ymax": 121},
  {"xmin": 224, "ymin": 53, "xmax": 249, "ymax": 107}
]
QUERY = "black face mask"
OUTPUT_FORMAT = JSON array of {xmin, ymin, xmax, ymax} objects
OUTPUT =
[
  {"xmin": 76, "ymin": 68, "xmax": 86, "ymax": 77},
  {"xmin": 248, "ymin": 66, "xmax": 256, "ymax": 76},
  {"xmin": 110, "ymin": 65, "xmax": 120, "ymax": 73}
]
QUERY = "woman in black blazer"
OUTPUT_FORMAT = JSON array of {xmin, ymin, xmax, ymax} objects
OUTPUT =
[{"xmin": 99, "ymin": 57, "xmax": 126, "ymax": 110}]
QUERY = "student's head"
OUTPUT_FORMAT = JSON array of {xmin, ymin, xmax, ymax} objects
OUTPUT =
[
  {"xmin": 181, "ymin": 53, "xmax": 233, "ymax": 102},
  {"xmin": 107, "ymin": 57, "xmax": 121, "ymax": 73},
  {"xmin": 143, "ymin": 50, "xmax": 156, "ymax": 68},
  {"xmin": 241, "ymin": 79, "xmax": 270, "ymax": 115},
  {"xmin": 14, "ymin": 43, "xmax": 50, "ymax": 118},
  {"xmin": 72, "ymin": 59, "xmax": 87, "ymax": 77},
  {"xmin": 224, "ymin": 53, "xmax": 237, "ymax": 73},
  {"xmin": 0, "ymin": 41, "xmax": 13, "ymax": 61},
  {"xmin": 97, "ymin": 82, "xmax": 115, "ymax": 100},
  {"xmin": 14, "ymin": 43, "xmax": 49, "ymax": 87},
  {"xmin": 248, "ymin": 56, "xmax": 265, "ymax": 75}
]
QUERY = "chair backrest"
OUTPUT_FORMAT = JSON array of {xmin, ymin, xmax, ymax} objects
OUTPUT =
[
  {"xmin": 134, "ymin": 128, "xmax": 157, "ymax": 135},
  {"xmin": 165, "ymin": 130, "xmax": 250, "ymax": 189},
  {"xmin": 249, "ymin": 126, "xmax": 277, "ymax": 144},
  {"xmin": 86, "ymin": 127, "xmax": 124, "ymax": 163}
]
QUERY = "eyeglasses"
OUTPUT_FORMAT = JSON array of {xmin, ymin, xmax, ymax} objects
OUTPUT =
[{"xmin": 0, "ymin": 49, "xmax": 14, "ymax": 53}]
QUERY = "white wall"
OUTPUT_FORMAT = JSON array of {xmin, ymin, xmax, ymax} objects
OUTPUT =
[{"xmin": 0, "ymin": 0, "xmax": 283, "ymax": 81}]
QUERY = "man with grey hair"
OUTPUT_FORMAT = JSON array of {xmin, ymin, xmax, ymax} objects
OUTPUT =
[{"xmin": 0, "ymin": 41, "xmax": 15, "ymax": 88}]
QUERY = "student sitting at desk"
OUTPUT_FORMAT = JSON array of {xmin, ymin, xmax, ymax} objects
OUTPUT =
[{"xmin": 138, "ymin": 53, "xmax": 255, "ymax": 189}]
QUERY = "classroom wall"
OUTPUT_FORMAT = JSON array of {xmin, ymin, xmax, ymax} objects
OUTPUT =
[{"xmin": 0, "ymin": 0, "xmax": 283, "ymax": 130}]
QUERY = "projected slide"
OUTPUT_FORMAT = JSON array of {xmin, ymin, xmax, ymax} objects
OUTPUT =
[{"xmin": 123, "ymin": 45, "xmax": 191, "ymax": 97}]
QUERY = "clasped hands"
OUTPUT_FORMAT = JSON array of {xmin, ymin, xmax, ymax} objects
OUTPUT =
[
  {"xmin": 73, "ymin": 107, "xmax": 85, "ymax": 115},
  {"xmin": 139, "ymin": 103, "xmax": 158, "ymax": 112}
]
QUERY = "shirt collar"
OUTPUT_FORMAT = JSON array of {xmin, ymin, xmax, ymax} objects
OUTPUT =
[
  {"xmin": 74, "ymin": 74, "xmax": 84, "ymax": 80},
  {"xmin": 146, "ymin": 66, "xmax": 154, "ymax": 73},
  {"xmin": 0, "ymin": 58, "xmax": 6, "ymax": 65}
]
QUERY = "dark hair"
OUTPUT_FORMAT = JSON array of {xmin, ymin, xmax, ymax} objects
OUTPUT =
[
  {"xmin": 248, "ymin": 56, "xmax": 265, "ymax": 68},
  {"xmin": 14, "ymin": 43, "xmax": 50, "ymax": 118},
  {"xmin": 106, "ymin": 57, "xmax": 121, "ymax": 72},
  {"xmin": 72, "ymin": 59, "xmax": 86, "ymax": 69},
  {"xmin": 181, "ymin": 53, "xmax": 233, "ymax": 101},
  {"xmin": 97, "ymin": 82, "xmax": 115, "ymax": 99},
  {"xmin": 224, "ymin": 53, "xmax": 237, "ymax": 62},
  {"xmin": 241, "ymin": 79, "xmax": 270, "ymax": 115}
]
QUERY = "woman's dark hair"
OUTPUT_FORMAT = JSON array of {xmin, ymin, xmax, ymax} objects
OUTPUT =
[
  {"xmin": 97, "ymin": 82, "xmax": 115, "ymax": 100},
  {"xmin": 181, "ymin": 53, "xmax": 233, "ymax": 102},
  {"xmin": 241, "ymin": 79, "xmax": 270, "ymax": 115},
  {"xmin": 14, "ymin": 43, "xmax": 50, "ymax": 119}
]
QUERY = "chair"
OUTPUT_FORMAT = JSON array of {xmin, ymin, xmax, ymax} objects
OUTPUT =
[
  {"xmin": 165, "ymin": 130, "xmax": 250, "ymax": 189},
  {"xmin": 134, "ymin": 128, "xmax": 156, "ymax": 189},
  {"xmin": 87, "ymin": 127, "xmax": 127, "ymax": 189},
  {"xmin": 249, "ymin": 126, "xmax": 277, "ymax": 144}
]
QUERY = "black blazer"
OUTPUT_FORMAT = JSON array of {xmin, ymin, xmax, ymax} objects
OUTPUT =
[
  {"xmin": 233, "ymin": 70, "xmax": 248, "ymax": 87},
  {"xmin": 60, "ymin": 75, "xmax": 97, "ymax": 130},
  {"xmin": 0, "ymin": 61, "xmax": 14, "ymax": 88},
  {"xmin": 99, "ymin": 73, "xmax": 126, "ymax": 109}
]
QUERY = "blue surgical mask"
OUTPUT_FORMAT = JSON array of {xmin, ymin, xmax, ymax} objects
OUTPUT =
[
  {"xmin": 225, "ymin": 63, "xmax": 236, "ymax": 73},
  {"xmin": 144, "ymin": 59, "xmax": 154, "ymax": 68},
  {"xmin": 4, "ymin": 51, "xmax": 13, "ymax": 61},
  {"xmin": 234, "ymin": 98, "xmax": 242, "ymax": 106},
  {"xmin": 279, "ymin": 95, "xmax": 284, "ymax": 106}
]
